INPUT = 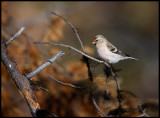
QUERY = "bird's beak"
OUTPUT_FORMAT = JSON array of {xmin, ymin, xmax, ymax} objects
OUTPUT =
[{"xmin": 92, "ymin": 41, "xmax": 96, "ymax": 45}]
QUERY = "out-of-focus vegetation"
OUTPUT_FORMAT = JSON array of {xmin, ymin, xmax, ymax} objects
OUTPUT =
[{"xmin": 1, "ymin": 1, "xmax": 158, "ymax": 117}]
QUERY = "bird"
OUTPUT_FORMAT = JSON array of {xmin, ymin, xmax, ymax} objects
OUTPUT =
[{"xmin": 92, "ymin": 35, "xmax": 138, "ymax": 64}]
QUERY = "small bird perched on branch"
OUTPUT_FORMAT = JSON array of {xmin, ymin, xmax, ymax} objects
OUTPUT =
[{"xmin": 92, "ymin": 35, "xmax": 138, "ymax": 64}]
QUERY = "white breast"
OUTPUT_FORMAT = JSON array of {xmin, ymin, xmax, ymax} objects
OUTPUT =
[{"xmin": 96, "ymin": 45, "xmax": 122, "ymax": 64}]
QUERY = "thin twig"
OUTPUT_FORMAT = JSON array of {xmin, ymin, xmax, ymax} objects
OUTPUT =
[
  {"xmin": 92, "ymin": 94, "xmax": 106, "ymax": 117},
  {"xmin": 25, "ymin": 51, "xmax": 65, "ymax": 78},
  {"xmin": 34, "ymin": 42, "xmax": 104, "ymax": 64},
  {"xmin": 51, "ymin": 12, "xmax": 85, "ymax": 52},
  {"xmin": 48, "ymin": 74, "xmax": 82, "ymax": 89},
  {"xmin": 137, "ymin": 104, "xmax": 150, "ymax": 117},
  {"xmin": 38, "ymin": 87, "xmax": 49, "ymax": 92},
  {"xmin": 5, "ymin": 27, "xmax": 25, "ymax": 45}
]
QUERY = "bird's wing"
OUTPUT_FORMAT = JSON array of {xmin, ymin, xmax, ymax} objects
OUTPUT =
[
  {"xmin": 106, "ymin": 42, "xmax": 118, "ymax": 52},
  {"xmin": 106, "ymin": 42, "xmax": 130, "ymax": 57}
]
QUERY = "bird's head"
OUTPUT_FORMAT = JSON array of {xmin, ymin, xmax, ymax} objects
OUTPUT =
[{"xmin": 92, "ymin": 35, "xmax": 107, "ymax": 45}]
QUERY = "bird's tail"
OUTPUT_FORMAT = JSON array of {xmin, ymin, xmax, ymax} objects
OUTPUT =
[{"xmin": 126, "ymin": 57, "xmax": 138, "ymax": 61}]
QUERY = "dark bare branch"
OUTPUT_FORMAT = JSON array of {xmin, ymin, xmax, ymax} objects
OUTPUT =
[
  {"xmin": 1, "ymin": 40, "xmax": 40, "ymax": 116},
  {"xmin": 1, "ymin": 27, "xmax": 58, "ymax": 117}
]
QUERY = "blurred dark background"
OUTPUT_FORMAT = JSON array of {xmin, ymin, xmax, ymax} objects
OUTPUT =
[{"xmin": 1, "ymin": 1, "xmax": 158, "ymax": 117}]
